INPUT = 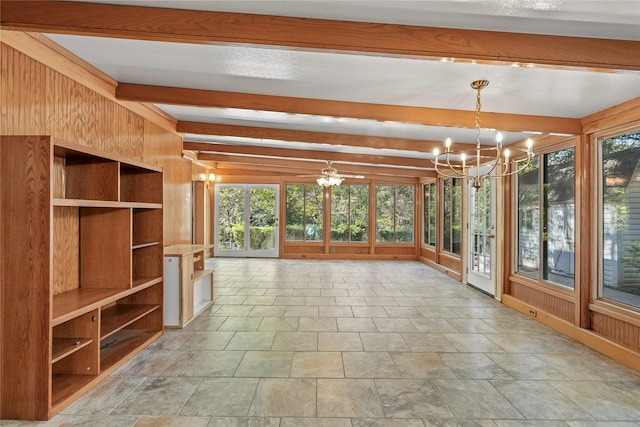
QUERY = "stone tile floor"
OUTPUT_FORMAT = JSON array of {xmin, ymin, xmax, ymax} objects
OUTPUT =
[{"xmin": 5, "ymin": 259, "xmax": 640, "ymax": 426}]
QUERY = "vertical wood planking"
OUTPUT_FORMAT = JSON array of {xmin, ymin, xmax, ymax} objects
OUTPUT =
[
  {"xmin": 53, "ymin": 206, "xmax": 79, "ymax": 296},
  {"xmin": 510, "ymin": 282, "xmax": 575, "ymax": 322},
  {"xmin": 1, "ymin": 43, "xmax": 167, "ymax": 162},
  {"xmin": 591, "ymin": 312, "xmax": 640, "ymax": 352}
]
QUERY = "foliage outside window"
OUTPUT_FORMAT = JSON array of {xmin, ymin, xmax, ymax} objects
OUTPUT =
[
  {"xmin": 422, "ymin": 182, "xmax": 436, "ymax": 247},
  {"xmin": 285, "ymin": 184, "xmax": 323, "ymax": 241},
  {"xmin": 442, "ymin": 178, "xmax": 461, "ymax": 254},
  {"xmin": 217, "ymin": 186, "xmax": 277, "ymax": 251},
  {"xmin": 517, "ymin": 147, "xmax": 575, "ymax": 289},
  {"xmin": 217, "ymin": 186, "xmax": 245, "ymax": 250},
  {"xmin": 375, "ymin": 185, "xmax": 414, "ymax": 243},
  {"xmin": 600, "ymin": 129, "xmax": 640, "ymax": 309},
  {"xmin": 331, "ymin": 185, "xmax": 369, "ymax": 242}
]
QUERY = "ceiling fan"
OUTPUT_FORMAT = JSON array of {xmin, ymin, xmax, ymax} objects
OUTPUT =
[{"xmin": 302, "ymin": 160, "xmax": 365, "ymax": 187}]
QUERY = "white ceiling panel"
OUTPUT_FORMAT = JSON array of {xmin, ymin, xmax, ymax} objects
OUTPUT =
[{"xmin": 47, "ymin": 33, "xmax": 640, "ymax": 118}]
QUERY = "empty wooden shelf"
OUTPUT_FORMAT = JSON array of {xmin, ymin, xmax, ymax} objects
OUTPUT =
[{"xmin": 1, "ymin": 135, "xmax": 164, "ymax": 420}]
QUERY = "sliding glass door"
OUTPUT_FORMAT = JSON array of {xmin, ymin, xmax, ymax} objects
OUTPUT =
[{"xmin": 215, "ymin": 184, "xmax": 279, "ymax": 257}]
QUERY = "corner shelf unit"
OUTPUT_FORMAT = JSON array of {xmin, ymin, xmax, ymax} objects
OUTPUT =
[
  {"xmin": 1, "ymin": 135, "xmax": 164, "ymax": 420},
  {"xmin": 164, "ymin": 244, "xmax": 215, "ymax": 328}
]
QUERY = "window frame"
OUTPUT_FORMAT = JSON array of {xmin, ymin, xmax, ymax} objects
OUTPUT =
[
  {"xmin": 513, "ymin": 141, "xmax": 577, "ymax": 290},
  {"xmin": 441, "ymin": 177, "xmax": 462, "ymax": 255},
  {"xmin": 330, "ymin": 184, "xmax": 370, "ymax": 243},
  {"xmin": 284, "ymin": 183, "xmax": 324, "ymax": 242},
  {"xmin": 374, "ymin": 184, "xmax": 415, "ymax": 244},
  {"xmin": 422, "ymin": 181, "xmax": 437, "ymax": 248},
  {"xmin": 595, "ymin": 124, "xmax": 640, "ymax": 311}
]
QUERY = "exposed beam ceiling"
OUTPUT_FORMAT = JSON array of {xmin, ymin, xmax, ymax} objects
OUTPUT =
[
  {"xmin": 2, "ymin": 1, "xmax": 639, "ymax": 70},
  {"xmin": 2, "ymin": 1, "xmax": 638, "ymax": 179}
]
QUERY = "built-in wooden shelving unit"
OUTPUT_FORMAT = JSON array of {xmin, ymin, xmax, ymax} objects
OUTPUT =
[{"xmin": 0, "ymin": 135, "xmax": 164, "ymax": 420}]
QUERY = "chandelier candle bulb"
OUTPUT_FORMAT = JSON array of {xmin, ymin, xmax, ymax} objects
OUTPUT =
[{"xmin": 526, "ymin": 138, "xmax": 533, "ymax": 152}]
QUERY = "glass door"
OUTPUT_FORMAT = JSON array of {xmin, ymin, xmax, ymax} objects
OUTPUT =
[
  {"xmin": 467, "ymin": 167, "xmax": 497, "ymax": 296},
  {"xmin": 215, "ymin": 184, "xmax": 279, "ymax": 257}
]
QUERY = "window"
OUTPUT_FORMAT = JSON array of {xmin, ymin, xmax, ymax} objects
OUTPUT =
[
  {"xmin": 422, "ymin": 182, "xmax": 436, "ymax": 247},
  {"xmin": 375, "ymin": 185, "xmax": 414, "ymax": 243},
  {"xmin": 442, "ymin": 178, "xmax": 461, "ymax": 254},
  {"xmin": 517, "ymin": 158, "xmax": 540, "ymax": 277},
  {"xmin": 516, "ymin": 147, "xmax": 575, "ymax": 289},
  {"xmin": 331, "ymin": 184, "xmax": 369, "ymax": 242},
  {"xmin": 599, "ymin": 129, "xmax": 640, "ymax": 309},
  {"xmin": 285, "ymin": 184, "xmax": 323, "ymax": 241}
]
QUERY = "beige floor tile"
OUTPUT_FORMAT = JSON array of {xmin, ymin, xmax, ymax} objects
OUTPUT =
[
  {"xmin": 290, "ymin": 351, "xmax": 344, "ymax": 378},
  {"xmin": 225, "ymin": 332, "xmax": 276, "ymax": 350},
  {"xmin": 343, "ymin": 351, "xmax": 400, "ymax": 378},
  {"xmin": 180, "ymin": 378, "xmax": 259, "ymax": 417},
  {"xmin": 249, "ymin": 378, "xmax": 316, "ymax": 417},
  {"xmin": 317, "ymin": 378, "xmax": 384, "ymax": 417},
  {"xmin": 360, "ymin": 332, "xmax": 410, "ymax": 351},
  {"xmin": 318, "ymin": 332, "xmax": 363, "ymax": 351},
  {"xmin": 272, "ymin": 331, "xmax": 318, "ymax": 351},
  {"xmin": 235, "ymin": 350, "xmax": 293, "ymax": 377}
]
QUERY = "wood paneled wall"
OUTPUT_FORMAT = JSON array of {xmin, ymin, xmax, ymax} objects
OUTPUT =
[
  {"xmin": 1, "ymin": 42, "xmax": 191, "ymax": 245},
  {"xmin": 591, "ymin": 311, "xmax": 640, "ymax": 351},
  {"xmin": 510, "ymin": 281, "xmax": 575, "ymax": 323}
]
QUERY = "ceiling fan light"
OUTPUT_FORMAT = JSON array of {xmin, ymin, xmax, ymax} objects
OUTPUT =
[{"xmin": 317, "ymin": 175, "xmax": 343, "ymax": 187}]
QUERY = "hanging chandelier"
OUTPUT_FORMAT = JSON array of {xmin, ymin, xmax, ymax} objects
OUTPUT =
[{"xmin": 432, "ymin": 79, "xmax": 534, "ymax": 189}]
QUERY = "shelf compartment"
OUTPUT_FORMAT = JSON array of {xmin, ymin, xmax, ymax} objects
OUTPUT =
[
  {"xmin": 100, "ymin": 329, "xmax": 161, "ymax": 373},
  {"xmin": 53, "ymin": 280, "xmax": 160, "ymax": 326},
  {"xmin": 133, "ymin": 245, "xmax": 163, "ymax": 285},
  {"xmin": 132, "ymin": 208, "xmax": 163, "ymax": 249},
  {"xmin": 51, "ymin": 374, "xmax": 96, "ymax": 412},
  {"xmin": 52, "ymin": 338, "xmax": 94, "ymax": 364},
  {"xmin": 121, "ymin": 163, "xmax": 163, "ymax": 204},
  {"xmin": 101, "ymin": 304, "xmax": 160, "ymax": 339},
  {"xmin": 80, "ymin": 207, "xmax": 131, "ymax": 289},
  {"xmin": 53, "ymin": 206, "xmax": 80, "ymax": 296},
  {"xmin": 193, "ymin": 269, "xmax": 215, "ymax": 320},
  {"xmin": 193, "ymin": 250, "xmax": 205, "ymax": 272},
  {"xmin": 53, "ymin": 147, "xmax": 119, "ymax": 201}
]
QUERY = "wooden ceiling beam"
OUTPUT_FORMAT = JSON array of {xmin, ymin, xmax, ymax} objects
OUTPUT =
[
  {"xmin": 179, "ymin": 122, "xmax": 442, "ymax": 152},
  {"xmin": 199, "ymin": 153, "xmax": 433, "ymax": 178},
  {"xmin": 139, "ymin": 87, "xmax": 583, "ymax": 135},
  {"xmin": 2, "ymin": 1, "xmax": 638, "ymax": 71},
  {"xmin": 183, "ymin": 141, "xmax": 430, "ymax": 168}
]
